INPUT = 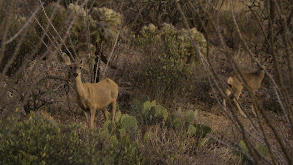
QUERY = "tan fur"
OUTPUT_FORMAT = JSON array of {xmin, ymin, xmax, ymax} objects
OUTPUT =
[
  {"xmin": 224, "ymin": 69, "xmax": 265, "ymax": 117},
  {"xmin": 62, "ymin": 54, "xmax": 118, "ymax": 129}
]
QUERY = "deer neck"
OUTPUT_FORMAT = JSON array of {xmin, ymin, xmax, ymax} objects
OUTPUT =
[{"xmin": 74, "ymin": 74, "xmax": 86, "ymax": 98}]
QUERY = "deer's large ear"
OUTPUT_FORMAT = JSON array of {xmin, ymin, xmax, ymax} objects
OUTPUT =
[
  {"xmin": 79, "ymin": 59, "xmax": 84, "ymax": 67},
  {"xmin": 61, "ymin": 52, "xmax": 71, "ymax": 65}
]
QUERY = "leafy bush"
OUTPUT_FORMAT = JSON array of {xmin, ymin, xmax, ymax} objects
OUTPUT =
[
  {"xmin": 0, "ymin": 112, "xmax": 148, "ymax": 164},
  {"xmin": 36, "ymin": 3, "xmax": 67, "ymax": 36},
  {"xmin": 135, "ymin": 24, "xmax": 206, "ymax": 101},
  {"xmin": 0, "ymin": 113, "xmax": 94, "ymax": 164}
]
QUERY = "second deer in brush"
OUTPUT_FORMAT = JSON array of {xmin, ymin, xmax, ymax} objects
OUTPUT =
[
  {"xmin": 223, "ymin": 69, "xmax": 265, "ymax": 117},
  {"xmin": 62, "ymin": 53, "xmax": 118, "ymax": 130}
]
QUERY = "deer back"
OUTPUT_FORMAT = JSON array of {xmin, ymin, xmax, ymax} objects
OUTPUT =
[
  {"xmin": 227, "ymin": 69, "xmax": 264, "ymax": 91},
  {"xmin": 77, "ymin": 78, "xmax": 118, "ymax": 110},
  {"xmin": 243, "ymin": 70, "xmax": 264, "ymax": 90}
]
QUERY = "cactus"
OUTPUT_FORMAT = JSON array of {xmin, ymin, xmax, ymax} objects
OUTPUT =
[
  {"xmin": 153, "ymin": 105, "xmax": 168, "ymax": 121},
  {"xmin": 131, "ymin": 99, "xmax": 142, "ymax": 112},
  {"xmin": 141, "ymin": 100, "xmax": 170, "ymax": 125},
  {"xmin": 142, "ymin": 100, "xmax": 156, "ymax": 118},
  {"xmin": 185, "ymin": 110, "xmax": 196, "ymax": 124},
  {"xmin": 68, "ymin": 3, "xmax": 87, "ymax": 17},
  {"xmin": 187, "ymin": 124, "xmax": 197, "ymax": 136},
  {"xmin": 142, "ymin": 96, "xmax": 150, "ymax": 102},
  {"xmin": 171, "ymin": 118, "xmax": 182, "ymax": 130},
  {"xmin": 92, "ymin": 7, "xmax": 122, "ymax": 26},
  {"xmin": 176, "ymin": 107, "xmax": 183, "ymax": 119},
  {"xmin": 115, "ymin": 110, "xmax": 122, "ymax": 123},
  {"xmin": 239, "ymin": 140, "xmax": 269, "ymax": 156},
  {"xmin": 120, "ymin": 114, "xmax": 138, "ymax": 133},
  {"xmin": 91, "ymin": 7, "xmax": 123, "ymax": 45}
]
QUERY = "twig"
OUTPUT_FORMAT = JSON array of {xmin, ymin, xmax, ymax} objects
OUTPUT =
[
  {"xmin": 38, "ymin": 0, "xmax": 75, "ymax": 60},
  {"xmin": 102, "ymin": 24, "xmax": 123, "ymax": 78}
]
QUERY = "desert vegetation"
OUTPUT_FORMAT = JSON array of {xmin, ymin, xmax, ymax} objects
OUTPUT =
[{"xmin": 0, "ymin": 0, "xmax": 292, "ymax": 164}]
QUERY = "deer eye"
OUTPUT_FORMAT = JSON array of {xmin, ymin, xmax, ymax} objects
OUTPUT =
[
  {"xmin": 70, "ymin": 66, "xmax": 72, "ymax": 69},
  {"xmin": 79, "ymin": 67, "xmax": 82, "ymax": 69}
]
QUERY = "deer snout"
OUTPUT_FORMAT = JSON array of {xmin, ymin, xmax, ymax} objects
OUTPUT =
[{"xmin": 73, "ymin": 73, "xmax": 78, "ymax": 77}]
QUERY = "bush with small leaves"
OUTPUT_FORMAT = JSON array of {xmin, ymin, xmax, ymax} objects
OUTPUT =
[
  {"xmin": 0, "ymin": 112, "xmax": 149, "ymax": 164},
  {"xmin": 135, "ymin": 23, "xmax": 206, "ymax": 100},
  {"xmin": 36, "ymin": 3, "xmax": 67, "ymax": 37},
  {"xmin": 0, "ymin": 113, "xmax": 96, "ymax": 164}
]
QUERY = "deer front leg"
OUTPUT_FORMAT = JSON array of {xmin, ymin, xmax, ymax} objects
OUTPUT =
[
  {"xmin": 223, "ymin": 88, "xmax": 231, "ymax": 108},
  {"xmin": 83, "ymin": 111, "xmax": 90, "ymax": 128},
  {"xmin": 90, "ymin": 108, "xmax": 96, "ymax": 130},
  {"xmin": 112, "ymin": 100, "xmax": 117, "ymax": 123},
  {"xmin": 233, "ymin": 87, "xmax": 246, "ymax": 118}
]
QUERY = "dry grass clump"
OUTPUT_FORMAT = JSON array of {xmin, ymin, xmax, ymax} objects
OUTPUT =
[{"xmin": 137, "ymin": 124, "xmax": 198, "ymax": 164}]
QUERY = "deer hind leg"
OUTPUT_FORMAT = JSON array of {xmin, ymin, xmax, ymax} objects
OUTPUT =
[
  {"xmin": 251, "ymin": 90, "xmax": 257, "ymax": 117},
  {"xmin": 103, "ymin": 109, "xmax": 110, "ymax": 121},
  {"xmin": 233, "ymin": 86, "xmax": 247, "ymax": 118},
  {"xmin": 112, "ymin": 100, "xmax": 117, "ymax": 123},
  {"xmin": 90, "ymin": 108, "xmax": 96, "ymax": 130},
  {"xmin": 83, "ymin": 110, "xmax": 90, "ymax": 128}
]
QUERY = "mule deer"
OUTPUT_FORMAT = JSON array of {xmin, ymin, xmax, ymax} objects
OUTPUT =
[
  {"xmin": 223, "ymin": 69, "xmax": 265, "ymax": 117},
  {"xmin": 62, "ymin": 53, "xmax": 118, "ymax": 129}
]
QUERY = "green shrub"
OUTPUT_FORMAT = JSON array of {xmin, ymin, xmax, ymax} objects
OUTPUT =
[
  {"xmin": 135, "ymin": 24, "xmax": 206, "ymax": 100},
  {"xmin": 0, "ymin": 113, "xmax": 94, "ymax": 164},
  {"xmin": 0, "ymin": 112, "xmax": 148, "ymax": 164},
  {"xmin": 36, "ymin": 3, "xmax": 67, "ymax": 37}
]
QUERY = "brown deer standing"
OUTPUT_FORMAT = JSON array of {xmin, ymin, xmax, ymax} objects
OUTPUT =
[
  {"xmin": 62, "ymin": 53, "xmax": 118, "ymax": 130},
  {"xmin": 223, "ymin": 69, "xmax": 265, "ymax": 117}
]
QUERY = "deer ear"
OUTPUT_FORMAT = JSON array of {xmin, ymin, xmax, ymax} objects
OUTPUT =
[
  {"xmin": 79, "ymin": 59, "xmax": 84, "ymax": 67},
  {"xmin": 61, "ymin": 52, "xmax": 71, "ymax": 65}
]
